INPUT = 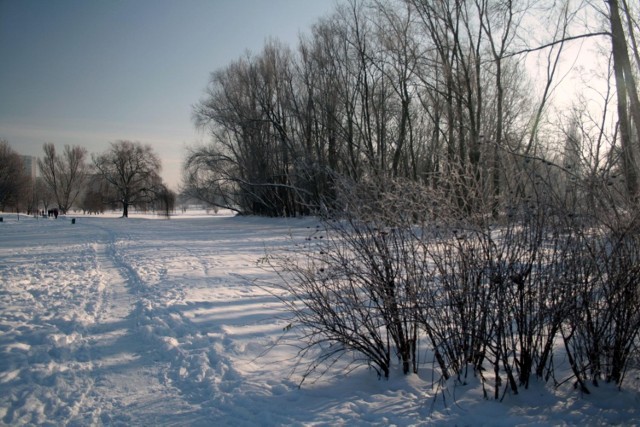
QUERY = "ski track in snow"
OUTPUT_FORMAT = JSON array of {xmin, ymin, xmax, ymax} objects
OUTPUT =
[{"xmin": 1, "ymin": 214, "xmax": 639, "ymax": 426}]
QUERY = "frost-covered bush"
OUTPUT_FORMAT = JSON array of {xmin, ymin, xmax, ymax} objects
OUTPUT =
[
  {"xmin": 265, "ymin": 174, "xmax": 640, "ymax": 395},
  {"xmin": 264, "ymin": 178, "xmax": 438, "ymax": 381}
]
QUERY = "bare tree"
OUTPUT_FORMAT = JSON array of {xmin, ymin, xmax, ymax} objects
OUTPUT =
[
  {"xmin": 0, "ymin": 139, "xmax": 30, "ymax": 211},
  {"xmin": 37, "ymin": 143, "xmax": 89, "ymax": 214},
  {"xmin": 35, "ymin": 176, "xmax": 55, "ymax": 214},
  {"xmin": 93, "ymin": 140, "xmax": 162, "ymax": 218}
]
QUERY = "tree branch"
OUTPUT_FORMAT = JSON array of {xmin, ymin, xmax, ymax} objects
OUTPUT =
[{"xmin": 501, "ymin": 31, "xmax": 611, "ymax": 59}]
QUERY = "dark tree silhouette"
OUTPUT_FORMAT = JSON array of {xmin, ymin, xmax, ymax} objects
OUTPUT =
[
  {"xmin": 0, "ymin": 140, "xmax": 30, "ymax": 210},
  {"xmin": 93, "ymin": 140, "xmax": 162, "ymax": 218}
]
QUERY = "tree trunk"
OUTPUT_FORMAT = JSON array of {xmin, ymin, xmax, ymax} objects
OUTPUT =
[{"xmin": 609, "ymin": 0, "xmax": 640, "ymax": 200}]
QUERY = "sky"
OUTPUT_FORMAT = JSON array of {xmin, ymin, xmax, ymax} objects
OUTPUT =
[{"xmin": 0, "ymin": 0, "xmax": 338, "ymax": 190}]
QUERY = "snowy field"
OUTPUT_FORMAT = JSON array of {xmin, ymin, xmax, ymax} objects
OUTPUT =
[{"xmin": 1, "ymin": 211, "xmax": 639, "ymax": 426}]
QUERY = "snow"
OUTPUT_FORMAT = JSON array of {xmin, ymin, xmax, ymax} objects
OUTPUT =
[{"xmin": 1, "ymin": 211, "xmax": 639, "ymax": 426}]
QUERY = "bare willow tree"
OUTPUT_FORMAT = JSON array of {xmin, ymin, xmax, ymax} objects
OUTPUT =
[
  {"xmin": 93, "ymin": 140, "xmax": 162, "ymax": 218},
  {"xmin": 190, "ymin": 43, "xmax": 308, "ymax": 216},
  {"xmin": 37, "ymin": 143, "xmax": 89, "ymax": 214}
]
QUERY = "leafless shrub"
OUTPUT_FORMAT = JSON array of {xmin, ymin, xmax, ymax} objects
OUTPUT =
[
  {"xmin": 560, "ymin": 212, "xmax": 640, "ymax": 392},
  {"xmin": 265, "ymin": 172, "xmax": 640, "ymax": 396}
]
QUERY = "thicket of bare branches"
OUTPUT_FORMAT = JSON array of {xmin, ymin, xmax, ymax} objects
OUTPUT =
[{"xmin": 264, "ymin": 157, "xmax": 640, "ymax": 396}]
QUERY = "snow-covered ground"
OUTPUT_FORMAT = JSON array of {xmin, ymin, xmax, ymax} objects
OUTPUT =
[{"xmin": 1, "ymin": 211, "xmax": 639, "ymax": 426}]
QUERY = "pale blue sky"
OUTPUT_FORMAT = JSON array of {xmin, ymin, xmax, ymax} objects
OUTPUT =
[{"xmin": 0, "ymin": 0, "xmax": 337, "ymax": 189}]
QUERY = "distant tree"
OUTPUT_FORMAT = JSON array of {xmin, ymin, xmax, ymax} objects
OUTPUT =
[
  {"xmin": 80, "ymin": 189, "xmax": 104, "ymax": 214},
  {"xmin": 0, "ymin": 139, "xmax": 30, "ymax": 210},
  {"xmin": 37, "ymin": 143, "xmax": 89, "ymax": 214},
  {"xmin": 92, "ymin": 140, "xmax": 162, "ymax": 218},
  {"xmin": 79, "ymin": 174, "xmax": 113, "ymax": 214},
  {"xmin": 153, "ymin": 183, "xmax": 176, "ymax": 218},
  {"xmin": 35, "ymin": 176, "xmax": 55, "ymax": 214}
]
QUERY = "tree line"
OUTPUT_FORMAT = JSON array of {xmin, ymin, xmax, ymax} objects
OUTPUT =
[
  {"xmin": 185, "ymin": 0, "xmax": 640, "ymax": 218},
  {"xmin": 0, "ymin": 139, "xmax": 174, "ymax": 218}
]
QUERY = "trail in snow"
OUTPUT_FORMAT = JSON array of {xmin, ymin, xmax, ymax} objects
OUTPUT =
[
  {"xmin": 0, "ymin": 219, "xmax": 201, "ymax": 425},
  {"xmin": 80, "ymin": 229, "xmax": 203, "ymax": 425}
]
